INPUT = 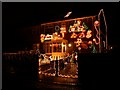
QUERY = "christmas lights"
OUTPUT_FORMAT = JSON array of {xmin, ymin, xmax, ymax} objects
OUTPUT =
[
  {"xmin": 60, "ymin": 26, "xmax": 66, "ymax": 38},
  {"xmin": 40, "ymin": 34, "xmax": 45, "ymax": 43},
  {"xmin": 45, "ymin": 34, "xmax": 53, "ymax": 40},
  {"xmin": 71, "ymin": 33, "xmax": 77, "ymax": 38},
  {"xmin": 86, "ymin": 30, "xmax": 92, "ymax": 38},
  {"xmin": 74, "ymin": 38, "xmax": 82, "ymax": 47}
]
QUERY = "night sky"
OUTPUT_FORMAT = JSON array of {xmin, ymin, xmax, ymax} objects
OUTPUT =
[{"xmin": 2, "ymin": 2, "xmax": 119, "ymax": 52}]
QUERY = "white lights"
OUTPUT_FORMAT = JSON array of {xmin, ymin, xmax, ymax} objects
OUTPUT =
[
  {"xmin": 64, "ymin": 11, "xmax": 72, "ymax": 18},
  {"xmin": 68, "ymin": 43, "xmax": 72, "ymax": 47},
  {"xmin": 45, "ymin": 34, "xmax": 53, "ymax": 40}
]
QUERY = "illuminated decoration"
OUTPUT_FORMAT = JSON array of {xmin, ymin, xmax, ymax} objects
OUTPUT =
[
  {"xmin": 45, "ymin": 34, "xmax": 53, "ymax": 40},
  {"xmin": 94, "ymin": 20, "xmax": 100, "ymax": 26},
  {"xmin": 86, "ymin": 30, "xmax": 92, "ymax": 38},
  {"xmin": 58, "ymin": 34, "xmax": 61, "ymax": 38},
  {"xmin": 76, "ymin": 21, "xmax": 81, "ymax": 31},
  {"xmin": 79, "ymin": 26, "xmax": 84, "ymax": 31},
  {"xmin": 74, "ymin": 38, "xmax": 82, "ymax": 47},
  {"xmin": 78, "ymin": 31, "xmax": 85, "ymax": 38},
  {"xmin": 60, "ymin": 25, "xmax": 66, "ymax": 38},
  {"xmin": 71, "ymin": 33, "xmax": 77, "ymax": 38},
  {"xmin": 74, "ymin": 23, "xmax": 78, "ymax": 27},
  {"xmin": 50, "ymin": 44, "xmax": 52, "ymax": 47},
  {"xmin": 82, "ymin": 22, "xmax": 88, "ymax": 30},
  {"xmin": 68, "ymin": 43, "xmax": 72, "ymax": 47},
  {"xmin": 75, "ymin": 55, "xmax": 78, "ymax": 60},
  {"xmin": 78, "ymin": 47, "xmax": 81, "ymax": 50},
  {"xmin": 40, "ymin": 34, "xmax": 45, "ymax": 43},
  {"xmin": 71, "ymin": 27, "xmax": 75, "ymax": 32},
  {"xmin": 77, "ymin": 20, "xmax": 81, "ymax": 25},
  {"xmin": 94, "ymin": 23, "xmax": 100, "ymax": 45},
  {"xmin": 88, "ymin": 41, "xmax": 92, "ymax": 45},
  {"xmin": 64, "ymin": 11, "xmax": 72, "ymax": 18},
  {"xmin": 91, "ymin": 44, "xmax": 97, "ymax": 53},
  {"xmin": 53, "ymin": 32, "xmax": 58, "ymax": 39},
  {"xmin": 53, "ymin": 32, "xmax": 63, "ymax": 40},
  {"xmin": 38, "ymin": 13, "xmax": 109, "ymax": 79},
  {"xmin": 68, "ymin": 20, "xmax": 88, "ymax": 33},
  {"xmin": 93, "ymin": 38, "xmax": 99, "ymax": 45},
  {"xmin": 55, "ymin": 25, "xmax": 60, "ymax": 32},
  {"xmin": 68, "ymin": 25, "xmax": 73, "ymax": 33}
]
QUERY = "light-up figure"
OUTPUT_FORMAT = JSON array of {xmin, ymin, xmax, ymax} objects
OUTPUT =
[
  {"xmin": 45, "ymin": 34, "xmax": 53, "ymax": 40},
  {"xmin": 40, "ymin": 34, "xmax": 45, "ymax": 43},
  {"xmin": 53, "ymin": 32, "xmax": 58, "ymax": 40},
  {"xmin": 74, "ymin": 38, "xmax": 82, "ymax": 47},
  {"xmin": 60, "ymin": 26, "xmax": 66, "ymax": 38},
  {"xmin": 78, "ymin": 29, "xmax": 86, "ymax": 38},
  {"xmin": 71, "ymin": 33, "xmax": 77, "ymax": 38},
  {"xmin": 86, "ymin": 30, "xmax": 92, "ymax": 38}
]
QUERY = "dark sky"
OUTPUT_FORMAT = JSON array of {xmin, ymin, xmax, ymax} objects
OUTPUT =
[{"xmin": 2, "ymin": 2, "xmax": 119, "ymax": 52}]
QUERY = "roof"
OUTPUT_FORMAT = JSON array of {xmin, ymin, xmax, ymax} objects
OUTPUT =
[{"xmin": 41, "ymin": 15, "xmax": 97, "ymax": 26}]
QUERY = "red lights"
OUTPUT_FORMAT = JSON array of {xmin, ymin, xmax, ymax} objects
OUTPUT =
[{"xmin": 94, "ymin": 20, "xmax": 100, "ymax": 26}]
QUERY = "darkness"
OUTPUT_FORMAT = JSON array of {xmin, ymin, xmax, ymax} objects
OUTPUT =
[{"xmin": 2, "ymin": 2, "xmax": 119, "ymax": 52}]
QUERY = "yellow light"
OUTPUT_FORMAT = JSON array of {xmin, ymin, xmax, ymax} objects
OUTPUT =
[
  {"xmin": 68, "ymin": 43, "xmax": 72, "ymax": 47},
  {"xmin": 77, "ymin": 20, "xmax": 81, "ymax": 25},
  {"xmin": 93, "ymin": 38, "xmax": 96, "ymax": 41}
]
